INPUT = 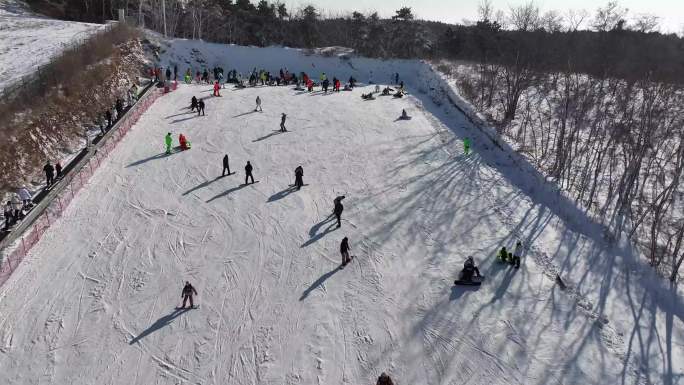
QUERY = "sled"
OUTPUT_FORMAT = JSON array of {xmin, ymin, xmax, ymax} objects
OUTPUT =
[{"xmin": 454, "ymin": 276, "xmax": 484, "ymax": 286}]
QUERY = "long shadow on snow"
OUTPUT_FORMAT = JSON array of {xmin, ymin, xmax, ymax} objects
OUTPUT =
[
  {"xmin": 300, "ymin": 267, "xmax": 341, "ymax": 301},
  {"xmin": 206, "ymin": 184, "xmax": 250, "ymax": 202},
  {"xmin": 301, "ymin": 215, "xmax": 337, "ymax": 247},
  {"xmin": 268, "ymin": 186, "xmax": 296, "ymax": 202},
  {"xmin": 183, "ymin": 176, "xmax": 225, "ymax": 196},
  {"xmin": 129, "ymin": 308, "xmax": 190, "ymax": 345},
  {"xmin": 253, "ymin": 131, "xmax": 283, "ymax": 142},
  {"xmin": 126, "ymin": 152, "xmax": 174, "ymax": 167}
]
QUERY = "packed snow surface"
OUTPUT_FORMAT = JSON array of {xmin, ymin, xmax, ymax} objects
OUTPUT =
[
  {"xmin": 0, "ymin": 40, "xmax": 682, "ymax": 385},
  {"xmin": 0, "ymin": 0, "xmax": 103, "ymax": 93}
]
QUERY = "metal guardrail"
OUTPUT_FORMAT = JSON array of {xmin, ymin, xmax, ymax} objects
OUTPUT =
[{"xmin": 0, "ymin": 81, "xmax": 163, "ymax": 287}]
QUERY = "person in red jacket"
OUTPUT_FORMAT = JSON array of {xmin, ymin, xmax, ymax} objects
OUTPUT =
[
  {"xmin": 213, "ymin": 81, "xmax": 221, "ymax": 96},
  {"xmin": 179, "ymin": 134, "xmax": 189, "ymax": 150},
  {"xmin": 306, "ymin": 78, "xmax": 314, "ymax": 92}
]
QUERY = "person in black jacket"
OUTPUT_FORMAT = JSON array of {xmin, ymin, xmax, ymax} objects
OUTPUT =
[
  {"xmin": 340, "ymin": 237, "xmax": 351, "ymax": 266},
  {"xmin": 43, "ymin": 161, "xmax": 55, "ymax": 187},
  {"xmin": 181, "ymin": 281, "xmax": 198, "ymax": 308},
  {"xmin": 333, "ymin": 195, "xmax": 345, "ymax": 228},
  {"xmin": 190, "ymin": 96, "xmax": 198, "ymax": 111},
  {"xmin": 245, "ymin": 161, "xmax": 254, "ymax": 184},
  {"xmin": 222, "ymin": 154, "xmax": 231, "ymax": 176},
  {"xmin": 294, "ymin": 166, "xmax": 304, "ymax": 190},
  {"xmin": 197, "ymin": 99, "xmax": 205, "ymax": 116}
]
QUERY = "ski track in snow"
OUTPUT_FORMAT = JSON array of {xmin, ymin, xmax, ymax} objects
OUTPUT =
[{"xmin": 0, "ymin": 38, "xmax": 681, "ymax": 385}]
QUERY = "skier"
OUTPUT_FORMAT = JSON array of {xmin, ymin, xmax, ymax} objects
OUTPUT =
[
  {"xmin": 461, "ymin": 256, "xmax": 481, "ymax": 281},
  {"xmin": 322, "ymin": 78, "xmax": 330, "ymax": 93},
  {"xmin": 280, "ymin": 113, "xmax": 287, "ymax": 132},
  {"xmin": 377, "ymin": 372, "xmax": 394, "ymax": 385},
  {"xmin": 105, "ymin": 109, "xmax": 112, "ymax": 128},
  {"xmin": 333, "ymin": 195, "xmax": 345, "ymax": 228},
  {"xmin": 213, "ymin": 80, "xmax": 221, "ymax": 97},
  {"xmin": 165, "ymin": 132, "xmax": 173, "ymax": 154},
  {"xmin": 340, "ymin": 237, "xmax": 351, "ymax": 266},
  {"xmin": 306, "ymin": 78, "xmax": 314, "ymax": 92},
  {"xmin": 55, "ymin": 162, "xmax": 63, "ymax": 179},
  {"xmin": 43, "ymin": 160, "xmax": 55, "ymax": 188},
  {"xmin": 335, "ymin": 78, "xmax": 341, "ymax": 92},
  {"xmin": 294, "ymin": 166, "xmax": 304, "ymax": 190},
  {"xmin": 17, "ymin": 186, "xmax": 32, "ymax": 209},
  {"xmin": 165, "ymin": 67, "xmax": 171, "ymax": 81},
  {"xmin": 463, "ymin": 137, "xmax": 471, "ymax": 155},
  {"xmin": 319, "ymin": 72, "xmax": 327, "ymax": 85},
  {"xmin": 181, "ymin": 281, "xmax": 198, "ymax": 309},
  {"xmin": 255, "ymin": 96, "xmax": 262, "ymax": 112},
  {"xmin": 190, "ymin": 96, "xmax": 198, "ymax": 111},
  {"xmin": 197, "ymin": 99, "xmax": 205, "ymax": 116},
  {"xmin": 244, "ymin": 161, "xmax": 255, "ymax": 185},
  {"xmin": 174, "ymin": 65, "xmax": 178, "ymax": 80},
  {"xmin": 222, "ymin": 154, "xmax": 231, "ymax": 176},
  {"xmin": 395, "ymin": 72, "xmax": 399, "ymax": 84}
]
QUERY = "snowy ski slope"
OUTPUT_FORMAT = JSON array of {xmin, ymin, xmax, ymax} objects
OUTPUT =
[
  {"xmin": 0, "ymin": 39, "xmax": 682, "ymax": 385},
  {"xmin": 0, "ymin": 0, "xmax": 103, "ymax": 93}
]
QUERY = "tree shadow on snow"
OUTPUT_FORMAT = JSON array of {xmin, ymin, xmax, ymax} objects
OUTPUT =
[
  {"xmin": 268, "ymin": 186, "xmax": 296, "ymax": 202},
  {"xmin": 300, "ymin": 267, "xmax": 341, "ymax": 301},
  {"xmin": 129, "ymin": 308, "xmax": 190, "ymax": 345},
  {"xmin": 126, "ymin": 151, "xmax": 174, "ymax": 167}
]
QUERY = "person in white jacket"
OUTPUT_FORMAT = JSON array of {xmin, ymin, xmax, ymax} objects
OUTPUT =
[{"xmin": 17, "ymin": 186, "xmax": 32, "ymax": 209}]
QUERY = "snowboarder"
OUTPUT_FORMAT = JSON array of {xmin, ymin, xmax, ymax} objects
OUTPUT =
[
  {"xmin": 181, "ymin": 281, "xmax": 198, "ymax": 309},
  {"xmin": 222, "ymin": 154, "xmax": 231, "ymax": 176},
  {"xmin": 294, "ymin": 166, "xmax": 304, "ymax": 190},
  {"xmin": 43, "ymin": 161, "xmax": 55, "ymax": 188},
  {"xmin": 165, "ymin": 132, "xmax": 173, "ymax": 154},
  {"xmin": 399, "ymin": 109, "xmax": 410, "ymax": 120},
  {"xmin": 377, "ymin": 372, "xmax": 394, "ymax": 385},
  {"xmin": 197, "ymin": 99, "xmax": 205, "ymax": 116},
  {"xmin": 244, "ymin": 161, "xmax": 255, "ymax": 185},
  {"xmin": 280, "ymin": 113, "xmax": 287, "ymax": 132},
  {"xmin": 333, "ymin": 195, "xmax": 345, "ymax": 228},
  {"xmin": 340, "ymin": 237, "xmax": 351, "ymax": 266},
  {"xmin": 255, "ymin": 96, "xmax": 262, "ymax": 112},
  {"xmin": 17, "ymin": 186, "xmax": 32, "ymax": 209},
  {"xmin": 461, "ymin": 256, "xmax": 481, "ymax": 282},
  {"xmin": 213, "ymin": 81, "xmax": 221, "ymax": 97},
  {"xmin": 463, "ymin": 137, "xmax": 471, "ymax": 155},
  {"xmin": 190, "ymin": 96, "xmax": 198, "ymax": 111}
]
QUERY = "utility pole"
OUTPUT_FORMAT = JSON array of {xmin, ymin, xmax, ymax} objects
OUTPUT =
[{"xmin": 162, "ymin": 0, "xmax": 167, "ymax": 37}]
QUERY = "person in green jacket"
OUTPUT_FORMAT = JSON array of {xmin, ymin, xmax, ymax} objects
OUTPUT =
[
  {"xmin": 497, "ymin": 246, "xmax": 509, "ymax": 263},
  {"xmin": 165, "ymin": 132, "xmax": 173, "ymax": 154},
  {"xmin": 463, "ymin": 137, "xmax": 471, "ymax": 155}
]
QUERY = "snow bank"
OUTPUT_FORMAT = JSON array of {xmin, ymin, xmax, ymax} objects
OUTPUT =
[{"xmin": 0, "ymin": 0, "xmax": 103, "ymax": 93}]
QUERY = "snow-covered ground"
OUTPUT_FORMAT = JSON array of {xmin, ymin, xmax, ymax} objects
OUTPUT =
[
  {"xmin": 0, "ymin": 0, "xmax": 103, "ymax": 93},
  {"xmin": 0, "ymin": 40, "xmax": 682, "ymax": 385}
]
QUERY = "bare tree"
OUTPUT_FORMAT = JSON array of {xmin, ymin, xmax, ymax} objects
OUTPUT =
[
  {"xmin": 478, "ymin": 0, "xmax": 494, "ymax": 21},
  {"xmin": 541, "ymin": 10, "xmax": 563, "ymax": 32},
  {"xmin": 631, "ymin": 13, "xmax": 659, "ymax": 33},
  {"xmin": 565, "ymin": 9, "xmax": 588, "ymax": 31},
  {"xmin": 592, "ymin": 1, "xmax": 628, "ymax": 31},
  {"xmin": 508, "ymin": 2, "xmax": 540, "ymax": 31}
]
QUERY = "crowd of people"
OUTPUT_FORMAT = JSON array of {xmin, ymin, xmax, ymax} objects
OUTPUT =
[{"xmin": 1, "ymin": 80, "xmax": 145, "ymax": 234}]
